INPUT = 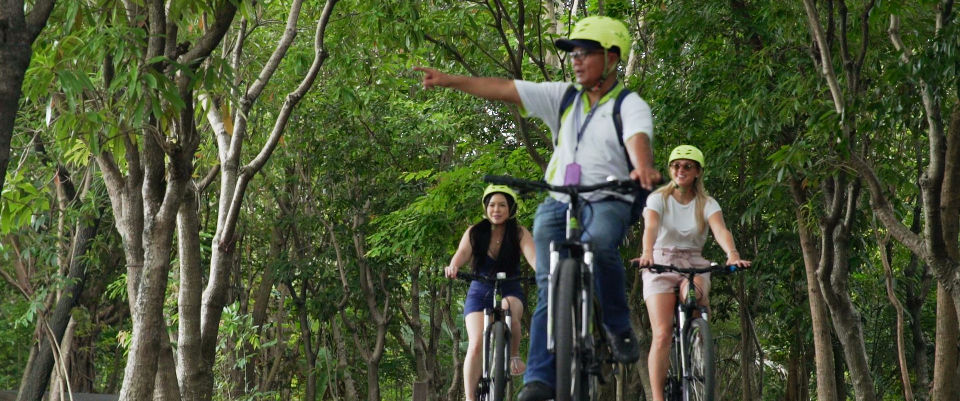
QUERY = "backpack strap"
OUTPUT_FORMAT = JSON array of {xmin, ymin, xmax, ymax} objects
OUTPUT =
[
  {"xmin": 612, "ymin": 88, "xmax": 634, "ymax": 171},
  {"xmin": 556, "ymin": 85, "xmax": 579, "ymax": 147}
]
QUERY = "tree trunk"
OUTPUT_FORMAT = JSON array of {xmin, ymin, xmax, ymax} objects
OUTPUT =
[
  {"xmin": 818, "ymin": 182, "xmax": 878, "ymax": 401},
  {"xmin": 0, "ymin": 0, "xmax": 55, "ymax": 192},
  {"xmin": 332, "ymin": 320, "xmax": 359, "ymax": 401},
  {"xmin": 877, "ymin": 235, "xmax": 914, "ymax": 400},
  {"xmin": 154, "ymin": 337, "xmax": 182, "ymax": 401},
  {"xmin": 738, "ymin": 281, "xmax": 758, "ymax": 401},
  {"xmin": 365, "ymin": 362, "xmax": 380, "ymax": 401},
  {"xmin": 784, "ymin": 322, "xmax": 808, "ymax": 401},
  {"xmin": 293, "ymin": 290, "xmax": 318, "ymax": 401},
  {"xmin": 790, "ymin": 177, "xmax": 839, "ymax": 401},
  {"xmin": 17, "ymin": 215, "xmax": 100, "ymax": 401},
  {"xmin": 931, "ymin": 104, "xmax": 960, "ymax": 401},
  {"xmin": 0, "ymin": 37, "xmax": 27, "ymax": 192},
  {"xmin": 905, "ymin": 196, "xmax": 933, "ymax": 400},
  {"xmin": 46, "ymin": 317, "xmax": 76, "ymax": 401},
  {"xmin": 119, "ymin": 221, "xmax": 180, "ymax": 401},
  {"xmin": 930, "ymin": 286, "xmax": 959, "ymax": 401},
  {"xmin": 190, "ymin": 3, "xmax": 338, "ymax": 398},
  {"xmin": 443, "ymin": 285, "xmax": 463, "ymax": 401},
  {"xmin": 176, "ymin": 186, "xmax": 204, "ymax": 401}
]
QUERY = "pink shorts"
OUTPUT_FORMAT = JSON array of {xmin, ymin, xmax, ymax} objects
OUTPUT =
[{"xmin": 641, "ymin": 248, "xmax": 712, "ymax": 301}]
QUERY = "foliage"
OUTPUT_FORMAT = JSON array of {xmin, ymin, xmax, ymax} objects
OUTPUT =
[{"xmin": 1, "ymin": 0, "xmax": 958, "ymax": 400}]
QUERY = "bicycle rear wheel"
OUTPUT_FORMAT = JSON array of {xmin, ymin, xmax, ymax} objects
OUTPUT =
[
  {"xmin": 491, "ymin": 321, "xmax": 508, "ymax": 401},
  {"xmin": 554, "ymin": 258, "xmax": 583, "ymax": 401},
  {"xmin": 685, "ymin": 318, "xmax": 715, "ymax": 401}
]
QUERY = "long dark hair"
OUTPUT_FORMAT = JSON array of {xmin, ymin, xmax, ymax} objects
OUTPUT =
[{"xmin": 469, "ymin": 218, "xmax": 522, "ymax": 276}]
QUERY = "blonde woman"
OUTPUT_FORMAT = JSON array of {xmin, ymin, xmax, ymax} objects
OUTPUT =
[{"xmin": 633, "ymin": 145, "xmax": 751, "ymax": 401}]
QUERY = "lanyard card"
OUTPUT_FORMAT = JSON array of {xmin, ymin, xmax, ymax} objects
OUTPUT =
[{"xmin": 564, "ymin": 162, "xmax": 581, "ymax": 185}]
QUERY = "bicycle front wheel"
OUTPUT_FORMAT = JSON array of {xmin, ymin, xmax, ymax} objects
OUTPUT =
[
  {"xmin": 685, "ymin": 318, "xmax": 715, "ymax": 401},
  {"xmin": 491, "ymin": 320, "xmax": 508, "ymax": 401},
  {"xmin": 665, "ymin": 334, "xmax": 681, "ymax": 401},
  {"xmin": 554, "ymin": 258, "xmax": 582, "ymax": 401}
]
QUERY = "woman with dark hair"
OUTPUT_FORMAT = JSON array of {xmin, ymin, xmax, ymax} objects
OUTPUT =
[{"xmin": 446, "ymin": 184, "xmax": 536, "ymax": 401}]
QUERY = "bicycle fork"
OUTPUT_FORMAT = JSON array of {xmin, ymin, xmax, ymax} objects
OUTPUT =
[
  {"xmin": 481, "ymin": 282, "xmax": 512, "ymax": 386},
  {"xmin": 677, "ymin": 292, "xmax": 709, "ymax": 401},
  {"xmin": 546, "ymin": 242, "xmax": 594, "ymax": 353}
]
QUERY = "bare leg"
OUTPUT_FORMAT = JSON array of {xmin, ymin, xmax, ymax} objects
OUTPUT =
[
  {"xmin": 464, "ymin": 312, "xmax": 484, "ymax": 401},
  {"xmin": 645, "ymin": 293, "xmax": 676, "ymax": 401}
]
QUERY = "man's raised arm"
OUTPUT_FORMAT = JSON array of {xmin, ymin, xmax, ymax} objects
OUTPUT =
[{"xmin": 414, "ymin": 67, "xmax": 522, "ymax": 106}]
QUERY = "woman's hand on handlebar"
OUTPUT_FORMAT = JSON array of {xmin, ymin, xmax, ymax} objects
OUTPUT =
[
  {"xmin": 725, "ymin": 253, "xmax": 751, "ymax": 269},
  {"xmin": 631, "ymin": 253, "xmax": 654, "ymax": 268},
  {"xmin": 445, "ymin": 264, "xmax": 459, "ymax": 279}
]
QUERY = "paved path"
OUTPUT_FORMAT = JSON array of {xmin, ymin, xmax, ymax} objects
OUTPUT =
[{"xmin": 0, "ymin": 391, "xmax": 118, "ymax": 401}]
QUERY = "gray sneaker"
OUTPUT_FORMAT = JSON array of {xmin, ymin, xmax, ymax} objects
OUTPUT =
[
  {"xmin": 607, "ymin": 329, "xmax": 640, "ymax": 363},
  {"xmin": 517, "ymin": 381, "xmax": 554, "ymax": 401}
]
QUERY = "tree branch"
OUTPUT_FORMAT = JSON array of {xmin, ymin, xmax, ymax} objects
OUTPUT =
[
  {"xmin": 24, "ymin": 0, "xmax": 56, "ymax": 41},
  {"xmin": 218, "ymin": 0, "xmax": 338, "ymax": 248},
  {"xmin": 849, "ymin": 154, "xmax": 925, "ymax": 256},
  {"xmin": 802, "ymin": 0, "xmax": 845, "ymax": 115},
  {"xmin": 242, "ymin": 0, "xmax": 306, "ymax": 112},
  {"xmin": 854, "ymin": 0, "xmax": 876, "ymax": 75},
  {"xmin": 178, "ymin": 1, "xmax": 239, "ymax": 67},
  {"xmin": 422, "ymin": 34, "xmax": 483, "ymax": 76}
]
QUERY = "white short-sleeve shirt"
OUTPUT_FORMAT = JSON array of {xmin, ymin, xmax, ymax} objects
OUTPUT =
[
  {"xmin": 645, "ymin": 194, "xmax": 721, "ymax": 251},
  {"xmin": 514, "ymin": 80, "xmax": 653, "ymax": 202}
]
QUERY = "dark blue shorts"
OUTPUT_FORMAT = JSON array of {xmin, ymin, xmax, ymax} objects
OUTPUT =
[{"xmin": 463, "ymin": 280, "xmax": 526, "ymax": 316}]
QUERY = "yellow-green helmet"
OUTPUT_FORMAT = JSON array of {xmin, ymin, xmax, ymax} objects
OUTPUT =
[
  {"xmin": 555, "ymin": 16, "xmax": 632, "ymax": 60},
  {"xmin": 668, "ymin": 145, "xmax": 705, "ymax": 168},
  {"xmin": 482, "ymin": 184, "xmax": 520, "ymax": 217}
]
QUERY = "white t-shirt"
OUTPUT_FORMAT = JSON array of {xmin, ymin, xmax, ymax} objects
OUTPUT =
[
  {"xmin": 645, "ymin": 193, "xmax": 721, "ymax": 251},
  {"xmin": 514, "ymin": 80, "xmax": 654, "ymax": 202}
]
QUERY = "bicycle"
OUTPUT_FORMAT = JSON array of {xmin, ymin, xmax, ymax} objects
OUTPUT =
[
  {"xmin": 641, "ymin": 263, "xmax": 741, "ymax": 401},
  {"xmin": 454, "ymin": 271, "xmax": 534, "ymax": 401},
  {"xmin": 484, "ymin": 174, "xmax": 645, "ymax": 401}
]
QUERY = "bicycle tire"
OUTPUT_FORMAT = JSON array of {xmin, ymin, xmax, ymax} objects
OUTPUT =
[
  {"xmin": 491, "ymin": 321, "xmax": 508, "ymax": 401},
  {"xmin": 685, "ymin": 318, "xmax": 715, "ymax": 401},
  {"xmin": 664, "ymin": 331, "xmax": 682, "ymax": 401},
  {"xmin": 554, "ymin": 258, "xmax": 580, "ymax": 401}
]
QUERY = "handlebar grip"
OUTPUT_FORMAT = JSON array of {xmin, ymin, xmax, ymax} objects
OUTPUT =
[
  {"xmin": 455, "ymin": 272, "xmax": 477, "ymax": 281},
  {"xmin": 483, "ymin": 175, "xmax": 521, "ymax": 186}
]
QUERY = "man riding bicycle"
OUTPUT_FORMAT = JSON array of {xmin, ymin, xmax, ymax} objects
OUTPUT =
[{"xmin": 416, "ymin": 15, "xmax": 660, "ymax": 401}]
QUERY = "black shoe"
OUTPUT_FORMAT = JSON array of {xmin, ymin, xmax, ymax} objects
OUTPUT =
[
  {"xmin": 517, "ymin": 381, "xmax": 554, "ymax": 401},
  {"xmin": 607, "ymin": 329, "xmax": 641, "ymax": 363}
]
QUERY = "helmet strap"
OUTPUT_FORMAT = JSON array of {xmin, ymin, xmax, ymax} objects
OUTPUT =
[{"xmin": 588, "ymin": 50, "xmax": 618, "ymax": 93}]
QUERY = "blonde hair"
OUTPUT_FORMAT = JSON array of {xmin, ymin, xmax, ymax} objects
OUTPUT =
[{"xmin": 652, "ymin": 165, "xmax": 710, "ymax": 233}]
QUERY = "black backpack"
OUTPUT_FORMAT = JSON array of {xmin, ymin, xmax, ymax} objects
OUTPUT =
[{"xmin": 557, "ymin": 85, "xmax": 647, "ymax": 224}]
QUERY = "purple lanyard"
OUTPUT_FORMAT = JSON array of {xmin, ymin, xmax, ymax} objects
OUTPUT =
[{"xmin": 571, "ymin": 81, "xmax": 618, "ymax": 156}]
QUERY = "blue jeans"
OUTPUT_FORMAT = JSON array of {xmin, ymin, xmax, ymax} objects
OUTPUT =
[{"xmin": 523, "ymin": 197, "xmax": 633, "ymax": 388}]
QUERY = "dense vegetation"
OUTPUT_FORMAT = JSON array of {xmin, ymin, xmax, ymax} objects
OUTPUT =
[{"xmin": 2, "ymin": 0, "xmax": 959, "ymax": 400}]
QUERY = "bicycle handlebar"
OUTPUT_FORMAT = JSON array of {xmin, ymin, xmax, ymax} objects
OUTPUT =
[
  {"xmin": 632, "ymin": 262, "xmax": 743, "ymax": 275},
  {"xmin": 483, "ymin": 174, "xmax": 642, "ymax": 196},
  {"xmin": 454, "ymin": 272, "xmax": 536, "ymax": 285}
]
